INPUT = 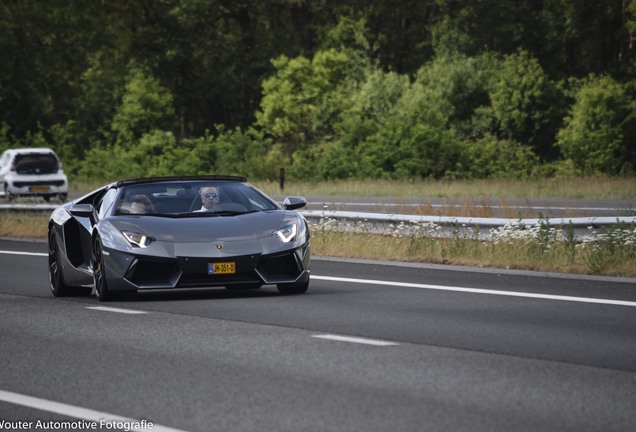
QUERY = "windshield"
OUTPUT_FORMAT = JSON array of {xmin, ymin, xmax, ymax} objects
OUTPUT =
[{"xmin": 114, "ymin": 181, "xmax": 279, "ymax": 216}]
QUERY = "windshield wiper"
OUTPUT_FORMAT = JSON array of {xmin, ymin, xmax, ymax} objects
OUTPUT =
[
  {"xmin": 155, "ymin": 210, "xmax": 260, "ymax": 218},
  {"xmin": 207, "ymin": 210, "xmax": 258, "ymax": 216}
]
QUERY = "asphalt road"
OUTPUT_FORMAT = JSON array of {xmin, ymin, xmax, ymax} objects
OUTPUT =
[{"xmin": 1, "ymin": 238, "xmax": 636, "ymax": 432}]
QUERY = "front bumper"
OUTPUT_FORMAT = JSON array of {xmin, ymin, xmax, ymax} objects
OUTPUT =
[
  {"xmin": 5, "ymin": 178, "xmax": 68, "ymax": 197},
  {"xmin": 103, "ymin": 243, "xmax": 311, "ymax": 292}
]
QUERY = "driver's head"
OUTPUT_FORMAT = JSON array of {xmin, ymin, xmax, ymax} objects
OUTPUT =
[{"xmin": 200, "ymin": 186, "xmax": 220, "ymax": 210}]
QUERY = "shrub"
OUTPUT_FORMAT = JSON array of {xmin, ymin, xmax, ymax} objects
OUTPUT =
[{"xmin": 556, "ymin": 75, "xmax": 636, "ymax": 175}]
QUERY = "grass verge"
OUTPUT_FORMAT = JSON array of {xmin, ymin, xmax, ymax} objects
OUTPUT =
[
  {"xmin": 0, "ymin": 214, "xmax": 49, "ymax": 239},
  {"xmin": 253, "ymin": 177, "xmax": 636, "ymax": 200},
  {"xmin": 310, "ymin": 220, "xmax": 636, "ymax": 277}
]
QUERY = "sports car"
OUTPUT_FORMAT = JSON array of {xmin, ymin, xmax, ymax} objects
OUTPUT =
[{"xmin": 48, "ymin": 176, "xmax": 310, "ymax": 301}]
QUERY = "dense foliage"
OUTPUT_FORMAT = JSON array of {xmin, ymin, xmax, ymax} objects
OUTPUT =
[{"xmin": 1, "ymin": 0, "xmax": 635, "ymax": 182}]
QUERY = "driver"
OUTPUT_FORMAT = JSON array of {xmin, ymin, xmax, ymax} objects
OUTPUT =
[{"xmin": 194, "ymin": 186, "xmax": 220, "ymax": 212}]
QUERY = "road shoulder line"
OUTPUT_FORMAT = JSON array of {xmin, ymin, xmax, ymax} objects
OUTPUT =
[{"xmin": 313, "ymin": 275, "xmax": 636, "ymax": 307}]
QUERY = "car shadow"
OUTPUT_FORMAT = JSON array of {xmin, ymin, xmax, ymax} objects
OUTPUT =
[{"xmin": 124, "ymin": 287, "xmax": 282, "ymax": 303}]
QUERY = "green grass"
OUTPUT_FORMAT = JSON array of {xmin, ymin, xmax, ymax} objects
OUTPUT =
[{"xmin": 0, "ymin": 213, "xmax": 49, "ymax": 239}]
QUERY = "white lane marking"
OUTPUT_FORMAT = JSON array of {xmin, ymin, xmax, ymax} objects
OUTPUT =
[
  {"xmin": 0, "ymin": 250, "xmax": 47, "ymax": 257},
  {"xmin": 0, "ymin": 389, "xmax": 188, "ymax": 432},
  {"xmin": 313, "ymin": 334, "xmax": 398, "ymax": 346},
  {"xmin": 313, "ymin": 275, "xmax": 636, "ymax": 308},
  {"xmin": 87, "ymin": 306, "xmax": 148, "ymax": 315}
]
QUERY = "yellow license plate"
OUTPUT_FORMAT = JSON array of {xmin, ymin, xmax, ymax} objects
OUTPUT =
[
  {"xmin": 31, "ymin": 186, "xmax": 50, "ymax": 193},
  {"xmin": 208, "ymin": 262, "xmax": 235, "ymax": 275}
]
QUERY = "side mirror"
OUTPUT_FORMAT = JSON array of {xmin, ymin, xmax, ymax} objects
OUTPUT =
[
  {"xmin": 283, "ymin": 196, "xmax": 307, "ymax": 210},
  {"xmin": 69, "ymin": 203, "xmax": 95, "ymax": 217}
]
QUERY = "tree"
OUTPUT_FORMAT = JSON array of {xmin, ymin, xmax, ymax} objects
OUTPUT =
[
  {"xmin": 415, "ymin": 54, "xmax": 496, "ymax": 136},
  {"xmin": 556, "ymin": 75, "xmax": 636, "ymax": 175},
  {"xmin": 540, "ymin": 0, "xmax": 634, "ymax": 78},
  {"xmin": 0, "ymin": 0, "xmax": 104, "ymax": 137},
  {"xmin": 256, "ymin": 47, "xmax": 368, "ymax": 161},
  {"xmin": 329, "ymin": 0, "xmax": 439, "ymax": 74},
  {"xmin": 111, "ymin": 65, "xmax": 176, "ymax": 143},
  {"xmin": 487, "ymin": 50, "xmax": 564, "ymax": 159},
  {"xmin": 432, "ymin": 0, "xmax": 544, "ymax": 57}
]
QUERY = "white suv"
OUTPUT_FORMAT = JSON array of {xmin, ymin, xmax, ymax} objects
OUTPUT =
[{"xmin": 0, "ymin": 148, "xmax": 68, "ymax": 202}]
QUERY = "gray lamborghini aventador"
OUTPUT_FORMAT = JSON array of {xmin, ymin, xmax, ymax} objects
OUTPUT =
[{"xmin": 48, "ymin": 176, "xmax": 310, "ymax": 301}]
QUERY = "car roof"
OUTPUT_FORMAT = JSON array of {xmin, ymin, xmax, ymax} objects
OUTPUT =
[
  {"xmin": 6, "ymin": 147, "xmax": 59, "ymax": 155},
  {"xmin": 114, "ymin": 175, "xmax": 248, "ymax": 188},
  {"xmin": 7, "ymin": 147, "xmax": 58, "ymax": 153}
]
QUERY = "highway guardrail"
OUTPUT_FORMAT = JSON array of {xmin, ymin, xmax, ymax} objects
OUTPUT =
[
  {"xmin": 300, "ymin": 210, "xmax": 636, "ymax": 240},
  {"xmin": 2, "ymin": 203, "xmax": 635, "ymax": 240}
]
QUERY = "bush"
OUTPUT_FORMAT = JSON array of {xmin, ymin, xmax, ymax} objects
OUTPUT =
[
  {"xmin": 111, "ymin": 65, "xmax": 176, "ymax": 142},
  {"xmin": 256, "ymin": 49, "xmax": 368, "ymax": 161},
  {"xmin": 453, "ymin": 135, "xmax": 540, "ymax": 179},
  {"xmin": 556, "ymin": 75, "xmax": 636, "ymax": 175}
]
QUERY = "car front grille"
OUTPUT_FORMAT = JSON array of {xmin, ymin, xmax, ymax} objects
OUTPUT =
[
  {"xmin": 125, "ymin": 257, "xmax": 179, "ymax": 286},
  {"xmin": 256, "ymin": 252, "xmax": 301, "ymax": 279},
  {"xmin": 177, "ymin": 273, "xmax": 262, "ymax": 287},
  {"xmin": 125, "ymin": 251, "xmax": 305, "ymax": 289}
]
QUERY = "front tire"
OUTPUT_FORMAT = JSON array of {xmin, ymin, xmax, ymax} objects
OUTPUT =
[
  {"xmin": 49, "ymin": 229, "xmax": 70, "ymax": 297},
  {"xmin": 93, "ymin": 237, "xmax": 125, "ymax": 301}
]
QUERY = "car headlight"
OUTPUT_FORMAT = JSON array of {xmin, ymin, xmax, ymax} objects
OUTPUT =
[
  {"xmin": 274, "ymin": 224, "xmax": 297, "ymax": 243},
  {"xmin": 121, "ymin": 230, "xmax": 152, "ymax": 248}
]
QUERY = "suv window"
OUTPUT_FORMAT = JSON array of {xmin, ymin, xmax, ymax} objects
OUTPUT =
[{"xmin": 14, "ymin": 153, "xmax": 59, "ymax": 175}]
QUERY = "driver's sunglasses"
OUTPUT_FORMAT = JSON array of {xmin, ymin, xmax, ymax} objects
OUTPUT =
[{"xmin": 202, "ymin": 192, "xmax": 218, "ymax": 198}]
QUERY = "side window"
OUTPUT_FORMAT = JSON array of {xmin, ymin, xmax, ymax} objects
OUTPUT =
[{"xmin": 96, "ymin": 189, "xmax": 118, "ymax": 220}]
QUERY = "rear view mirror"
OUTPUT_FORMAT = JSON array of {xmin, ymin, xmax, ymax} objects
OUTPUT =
[
  {"xmin": 69, "ymin": 203, "xmax": 94, "ymax": 217},
  {"xmin": 283, "ymin": 196, "xmax": 307, "ymax": 210}
]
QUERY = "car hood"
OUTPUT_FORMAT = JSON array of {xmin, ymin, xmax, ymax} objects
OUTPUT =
[{"xmin": 111, "ymin": 211, "xmax": 286, "ymax": 243}]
